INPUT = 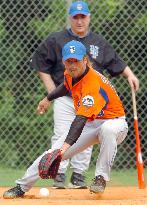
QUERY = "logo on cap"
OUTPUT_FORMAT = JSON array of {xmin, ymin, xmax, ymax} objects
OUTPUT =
[
  {"xmin": 70, "ymin": 46, "xmax": 75, "ymax": 54},
  {"xmin": 77, "ymin": 3, "xmax": 82, "ymax": 10},
  {"xmin": 62, "ymin": 40, "xmax": 86, "ymax": 61}
]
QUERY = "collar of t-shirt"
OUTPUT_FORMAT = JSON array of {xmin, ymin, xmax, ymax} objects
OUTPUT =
[{"xmin": 67, "ymin": 28, "xmax": 90, "ymax": 38}]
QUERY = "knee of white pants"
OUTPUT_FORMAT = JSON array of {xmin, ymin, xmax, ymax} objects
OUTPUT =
[
  {"xmin": 98, "ymin": 119, "xmax": 128, "ymax": 144},
  {"xmin": 116, "ymin": 126, "xmax": 128, "ymax": 145},
  {"xmin": 98, "ymin": 127, "xmax": 116, "ymax": 144}
]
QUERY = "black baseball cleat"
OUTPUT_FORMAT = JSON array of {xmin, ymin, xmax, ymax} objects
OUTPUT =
[
  {"xmin": 3, "ymin": 184, "xmax": 25, "ymax": 199},
  {"xmin": 52, "ymin": 173, "xmax": 66, "ymax": 189},
  {"xmin": 68, "ymin": 172, "xmax": 87, "ymax": 189},
  {"xmin": 90, "ymin": 175, "xmax": 106, "ymax": 194}
]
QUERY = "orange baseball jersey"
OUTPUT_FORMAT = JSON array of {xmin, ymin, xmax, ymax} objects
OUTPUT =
[{"xmin": 64, "ymin": 67, "xmax": 125, "ymax": 120}]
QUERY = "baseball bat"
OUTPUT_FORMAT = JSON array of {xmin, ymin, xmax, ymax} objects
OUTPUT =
[{"xmin": 131, "ymin": 88, "xmax": 145, "ymax": 189}]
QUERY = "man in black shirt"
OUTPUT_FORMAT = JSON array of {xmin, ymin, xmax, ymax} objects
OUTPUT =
[{"xmin": 3, "ymin": 1, "xmax": 139, "ymax": 199}]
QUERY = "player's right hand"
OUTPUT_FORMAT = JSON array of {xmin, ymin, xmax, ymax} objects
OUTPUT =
[{"xmin": 37, "ymin": 97, "xmax": 51, "ymax": 115}]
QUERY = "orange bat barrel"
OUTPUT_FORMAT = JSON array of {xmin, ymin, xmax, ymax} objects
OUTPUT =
[{"xmin": 132, "ymin": 88, "xmax": 145, "ymax": 189}]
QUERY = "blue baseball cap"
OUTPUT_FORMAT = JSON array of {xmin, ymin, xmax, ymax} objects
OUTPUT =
[
  {"xmin": 69, "ymin": 1, "xmax": 90, "ymax": 17},
  {"xmin": 62, "ymin": 40, "xmax": 86, "ymax": 61}
]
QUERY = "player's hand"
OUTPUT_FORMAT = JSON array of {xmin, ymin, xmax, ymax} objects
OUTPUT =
[
  {"xmin": 127, "ymin": 75, "xmax": 139, "ymax": 92},
  {"xmin": 122, "ymin": 66, "xmax": 139, "ymax": 92},
  {"xmin": 60, "ymin": 143, "xmax": 71, "ymax": 156},
  {"xmin": 37, "ymin": 97, "xmax": 51, "ymax": 115}
]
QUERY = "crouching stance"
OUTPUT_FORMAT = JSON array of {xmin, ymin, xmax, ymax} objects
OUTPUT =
[{"xmin": 3, "ymin": 40, "xmax": 128, "ymax": 198}]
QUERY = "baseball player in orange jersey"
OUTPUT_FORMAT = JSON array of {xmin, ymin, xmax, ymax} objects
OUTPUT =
[
  {"xmin": 36, "ymin": 40, "xmax": 128, "ymax": 193},
  {"xmin": 3, "ymin": 40, "xmax": 128, "ymax": 197}
]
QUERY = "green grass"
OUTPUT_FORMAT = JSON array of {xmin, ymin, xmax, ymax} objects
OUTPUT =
[{"xmin": 0, "ymin": 166, "xmax": 146, "ymax": 187}]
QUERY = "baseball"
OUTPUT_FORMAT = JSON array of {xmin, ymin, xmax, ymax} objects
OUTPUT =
[{"xmin": 39, "ymin": 188, "xmax": 49, "ymax": 197}]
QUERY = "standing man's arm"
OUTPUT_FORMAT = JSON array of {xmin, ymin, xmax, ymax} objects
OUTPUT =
[
  {"xmin": 102, "ymin": 38, "xmax": 139, "ymax": 91},
  {"xmin": 30, "ymin": 36, "xmax": 58, "ymax": 93},
  {"xmin": 121, "ymin": 66, "xmax": 139, "ymax": 91},
  {"xmin": 38, "ymin": 71, "xmax": 56, "ymax": 93}
]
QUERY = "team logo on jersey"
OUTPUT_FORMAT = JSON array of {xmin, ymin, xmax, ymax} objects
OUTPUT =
[
  {"xmin": 90, "ymin": 45, "xmax": 99, "ymax": 59},
  {"xmin": 82, "ymin": 95, "xmax": 94, "ymax": 107},
  {"xmin": 77, "ymin": 3, "xmax": 83, "ymax": 10},
  {"xmin": 70, "ymin": 46, "xmax": 75, "ymax": 53}
]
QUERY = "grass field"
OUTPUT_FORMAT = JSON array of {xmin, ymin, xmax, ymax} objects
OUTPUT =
[{"xmin": 0, "ymin": 166, "xmax": 146, "ymax": 187}]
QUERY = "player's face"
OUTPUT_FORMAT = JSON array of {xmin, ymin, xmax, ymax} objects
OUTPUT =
[
  {"xmin": 63, "ymin": 58, "xmax": 87, "ymax": 78},
  {"xmin": 70, "ymin": 14, "xmax": 90, "ymax": 37}
]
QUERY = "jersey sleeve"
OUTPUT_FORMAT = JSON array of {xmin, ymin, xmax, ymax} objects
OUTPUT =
[
  {"xmin": 77, "ymin": 85, "xmax": 107, "ymax": 119},
  {"xmin": 47, "ymin": 83, "xmax": 69, "ymax": 101},
  {"xmin": 30, "ymin": 37, "xmax": 56, "ymax": 74},
  {"xmin": 103, "ymin": 40, "xmax": 127, "ymax": 76}
]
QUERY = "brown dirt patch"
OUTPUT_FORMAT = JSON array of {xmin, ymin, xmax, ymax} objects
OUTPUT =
[{"xmin": 0, "ymin": 186, "xmax": 147, "ymax": 205}]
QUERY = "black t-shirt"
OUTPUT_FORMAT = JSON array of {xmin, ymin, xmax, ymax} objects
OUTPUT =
[{"xmin": 30, "ymin": 29, "xmax": 127, "ymax": 86}]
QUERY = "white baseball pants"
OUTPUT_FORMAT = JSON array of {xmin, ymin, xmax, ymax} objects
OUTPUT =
[{"xmin": 16, "ymin": 112, "xmax": 128, "ymax": 192}]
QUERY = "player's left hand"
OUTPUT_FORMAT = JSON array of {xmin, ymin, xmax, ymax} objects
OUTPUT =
[
  {"xmin": 38, "ymin": 149, "xmax": 62, "ymax": 179},
  {"xmin": 37, "ymin": 97, "xmax": 51, "ymax": 114}
]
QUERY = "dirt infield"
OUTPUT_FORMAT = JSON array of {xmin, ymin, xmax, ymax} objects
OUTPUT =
[{"xmin": 0, "ymin": 187, "xmax": 147, "ymax": 205}]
